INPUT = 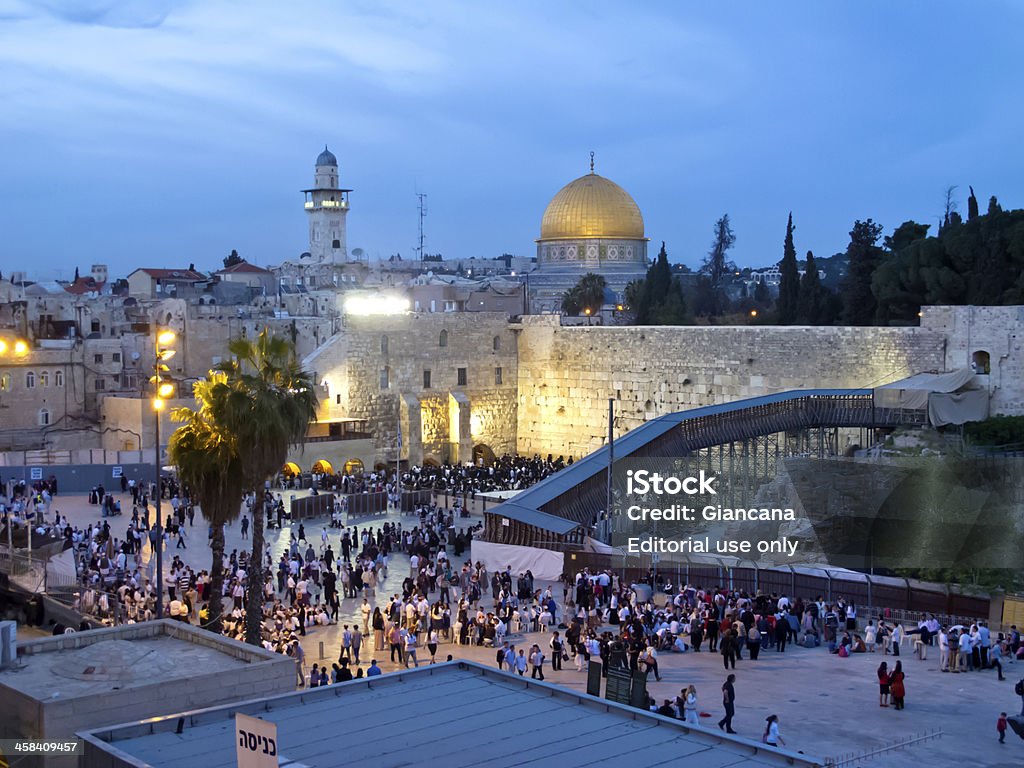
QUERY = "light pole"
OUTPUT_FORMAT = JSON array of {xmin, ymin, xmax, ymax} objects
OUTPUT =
[{"xmin": 151, "ymin": 330, "xmax": 176, "ymax": 619}]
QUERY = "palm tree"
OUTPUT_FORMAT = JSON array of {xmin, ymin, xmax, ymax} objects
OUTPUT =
[
  {"xmin": 216, "ymin": 329, "xmax": 318, "ymax": 646},
  {"xmin": 168, "ymin": 373, "xmax": 246, "ymax": 635}
]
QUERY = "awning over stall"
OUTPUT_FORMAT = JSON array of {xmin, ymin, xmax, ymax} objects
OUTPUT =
[{"xmin": 875, "ymin": 368, "xmax": 976, "ymax": 410}]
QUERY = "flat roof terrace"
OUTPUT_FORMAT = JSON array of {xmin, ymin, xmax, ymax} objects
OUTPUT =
[{"xmin": 81, "ymin": 661, "xmax": 824, "ymax": 768}]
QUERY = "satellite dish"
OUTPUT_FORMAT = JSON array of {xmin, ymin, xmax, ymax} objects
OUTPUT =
[
  {"xmin": 131, "ymin": 352, "xmax": 141, "ymax": 361},
  {"xmin": 352, "ymin": 248, "xmax": 364, "ymax": 257}
]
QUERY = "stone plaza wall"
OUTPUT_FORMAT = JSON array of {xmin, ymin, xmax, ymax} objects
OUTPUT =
[
  {"xmin": 515, "ymin": 316, "xmax": 947, "ymax": 457},
  {"xmin": 307, "ymin": 312, "xmax": 519, "ymax": 465}
]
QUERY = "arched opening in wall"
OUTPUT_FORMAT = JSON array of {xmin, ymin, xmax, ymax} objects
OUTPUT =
[
  {"xmin": 643, "ymin": 399, "xmax": 655, "ymax": 420},
  {"xmin": 332, "ymin": 239, "xmax": 341, "ymax": 249},
  {"xmin": 439, "ymin": 329, "xmax": 448, "ymax": 348},
  {"xmin": 381, "ymin": 334, "xmax": 389, "ymax": 355},
  {"xmin": 312, "ymin": 459, "xmax": 334, "ymax": 474},
  {"xmin": 472, "ymin": 443, "xmax": 496, "ymax": 466},
  {"xmin": 971, "ymin": 350, "xmax": 991, "ymax": 374},
  {"xmin": 373, "ymin": 462, "xmax": 388, "ymax": 473},
  {"xmin": 492, "ymin": 336, "xmax": 501, "ymax": 352},
  {"xmin": 281, "ymin": 461, "xmax": 301, "ymax": 478},
  {"xmin": 422, "ymin": 456, "xmax": 440, "ymax": 467},
  {"xmin": 343, "ymin": 458, "xmax": 364, "ymax": 475}
]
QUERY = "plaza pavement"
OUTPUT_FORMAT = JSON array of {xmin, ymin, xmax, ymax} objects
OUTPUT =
[{"xmin": 43, "ymin": 488, "xmax": 1023, "ymax": 767}]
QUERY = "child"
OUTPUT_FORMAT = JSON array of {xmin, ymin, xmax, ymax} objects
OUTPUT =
[{"xmin": 997, "ymin": 712, "xmax": 1008, "ymax": 744}]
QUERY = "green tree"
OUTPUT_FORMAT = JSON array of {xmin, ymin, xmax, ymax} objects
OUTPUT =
[
  {"xmin": 223, "ymin": 249, "xmax": 243, "ymax": 268},
  {"xmin": 629, "ymin": 243, "xmax": 689, "ymax": 325},
  {"xmin": 777, "ymin": 213, "xmax": 800, "ymax": 324},
  {"xmin": 797, "ymin": 251, "xmax": 823, "ymax": 324},
  {"xmin": 967, "ymin": 186, "xmax": 979, "ymax": 221},
  {"xmin": 841, "ymin": 219, "xmax": 885, "ymax": 325},
  {"xmin": 168, "ymin": 373, "xmax": 247, "ymax": 635},
  {"xmin": 699, "ymin": 214, "xmax": 736, "ymax": 317},
  {"xmin": 216, "ymin": 329, "xmax": 319, "ymax": 646},
  {"xmin": 562, "ymin": 272, "xmax": 607, "ymax": 315}
]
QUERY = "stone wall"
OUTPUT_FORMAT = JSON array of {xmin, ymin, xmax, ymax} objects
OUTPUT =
[
  {"xmin": 515, "ymin": 315, "xmax": 947, "ymax": 457},
  {"xmin": 922, "ymin": 305, "xmax": 1024, "ymax": 415},
  {"xmin": 308, "ymin": 312, "xmax": 519, "ymax": 465}
]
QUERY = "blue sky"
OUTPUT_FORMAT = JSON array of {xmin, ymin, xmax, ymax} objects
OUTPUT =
[{"xmin": 1, "ymin": 0, "xmax": 1021, "ymax": 280}]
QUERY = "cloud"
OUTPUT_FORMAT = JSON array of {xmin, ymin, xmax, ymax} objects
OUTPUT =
[{"xmin": 31, "ymin": 0, "xmax": 184, "ymax": 28}]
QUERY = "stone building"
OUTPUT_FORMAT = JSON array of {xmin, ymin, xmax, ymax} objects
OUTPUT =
[{"xmin": 529, "ymin": 155, "xmax": 649, "ymax": 312}]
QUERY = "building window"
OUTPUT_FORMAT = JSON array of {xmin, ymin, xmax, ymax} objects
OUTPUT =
[
  {"xmin": 25, "ymin": 371, "xmax": 35, "ymax": 389},
  {"xmin": 94, "ymin": 353, "xmax": 103, "ymax": 364},
  {"xmin": 381, "ymin": 335, "xmax": 389, "ymax": 355},
  {"xmin": 0, "ymin": 373, "xmax": 9, "ymax": 391},
  {"xmin": 308, "ymin": 276, "xmax": 316, "ymax": 287},
  {"xmin": 112, "ymin": 352, "xmax": 121, "ymax": 363},
  {"xmin": 457, "ymin": 367, "xmax": 467, "ymax": 386},
  {"xmin": 971, "ymin": 350, "xmax": 991, "ymax": 374},
  {"xmin": 495, "ymin": 366, "xmax": 503, "ymax": 385},
  {"xmin": 423, "ymin": 369, "xmax": 431, "ymax": 389},
  {"xmin": 39, "ymin": 371, "xmax": 49, "ymax": 387},
  {"xmin": 380, "ymin": 366, "xmax": 390, "ymax": 390},
  {"xmin": 91, "ymin": 320, "xmax": 100, "ymax": 333},
  {"xmin": 95, "ymin": 378, "xmax": 106, "ymax": 391},
  {"xmin": 54, "ymin": 370, "xmax": 64, "ymax": 387},
  {"xmin": 38, "ymin": 408, "xmax": 50, "ymax": 426},
  {"xmin": 444, "ymin": 300, "xmax": 457, "ymax": 312},
  {"xmin": 439, "ymin": 329, "xmax": 448, "ymax": 348},
  {"xmin": 493, "ymin": 336, "xmax": 501, "ymax": 352},
  {"xmin": 336, "ymin": 394, "xmax": 342, "ymax": 405}
]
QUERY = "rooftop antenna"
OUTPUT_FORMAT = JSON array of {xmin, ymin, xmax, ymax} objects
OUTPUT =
[
  {"xmin": 416, "ymin": 192, "xmax": 428, "ymax": 261},
  {"xmin": 590, "ymin": 150, "xmax": 595, "ymax": 174}
]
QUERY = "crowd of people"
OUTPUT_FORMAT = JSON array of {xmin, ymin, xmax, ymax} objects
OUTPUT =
[
  {"xmin": 278, "ymin": 454, "xmax": 570, "ymax": 498},
  {"xmin": 10, "ymin": 468, "xmax": 1023, "ymax": 755}
]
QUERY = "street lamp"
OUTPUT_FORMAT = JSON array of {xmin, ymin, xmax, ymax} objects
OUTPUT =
[{"xmin": 150, "ymin": 329, "xmax": 176, "ymax": 619}]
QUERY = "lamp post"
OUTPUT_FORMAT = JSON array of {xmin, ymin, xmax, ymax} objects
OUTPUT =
[{"xmin": 151, "ymin": 330, "xmax": 176, "ymax": 619}]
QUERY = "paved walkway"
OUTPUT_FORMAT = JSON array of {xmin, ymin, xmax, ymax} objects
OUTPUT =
[{"xmin": 38, "ymin": 490, "xmax": 1024, "ymax": 766}]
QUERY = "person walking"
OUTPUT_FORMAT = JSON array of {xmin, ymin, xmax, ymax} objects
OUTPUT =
[
  {"xmin": 889, "ymin": 660, "xmax": 906, "ymax": 710},
  {"xmin": 427, "ymin": 629, "xmax": 439, "ymax": 664},
  {"xmin": 877, "ymin": 661, "xmax": 890, "ymax": 707},
  {"xmin": 763, "ymin": 715, "xmax": 785, "ymax": 747},
  {"xmin": 351, "ymin": 627, "xmax": 362, "ymax": 665},
  {"xmin": 997, "ymin": 712, "xmax": 1008, "ymax": 744},
  {"xmin": 404, "ymin": 629, "xmax": 419, "ymax": 668},
  {"xmin": 550, "ymin": 631, "xmax": 563, "ymax": 672},
  {"xmin": 530, "ymin": 644, "xmax": 545, "ymax": 680},
  {"xmin": 718, "ymin": 673, "xmax": 737, "ymax": 734},
  {"xmin": 721, "ymin": 629, "xmax": 737, "ymax": 670}
]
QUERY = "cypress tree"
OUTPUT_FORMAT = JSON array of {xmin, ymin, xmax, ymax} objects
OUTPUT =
[
  {"xmin": 797, "ymin": 251, "xmax": 823, "ymax": 324},
  {"xmin": 777, "ymin": 212, "xmax": 800, "ymax": 324}
]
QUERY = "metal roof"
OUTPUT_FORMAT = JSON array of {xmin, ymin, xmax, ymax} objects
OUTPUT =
[
  {"xmin": 80, "ymin": 661, "xmax": 823, "ymax": 767},
  {"xmin": 494, "ymin": 389, "xmax": 871, "ymax": 518},
  {"xmin": 487, "ymin": 502, "xmax": 583, "ymax": 535}
]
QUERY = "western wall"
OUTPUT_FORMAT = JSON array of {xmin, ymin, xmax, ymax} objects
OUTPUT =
[
  {"xmin": 514, "ymin": 315, "xmax": 948, "ymax": 457},
  {"xmin": 305, "ymin": 305, "xmax": 1024, "ymax": 465}
]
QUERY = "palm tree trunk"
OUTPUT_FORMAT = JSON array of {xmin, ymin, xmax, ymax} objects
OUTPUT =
[
  {"xmin": 206, "ymin": 522, "xmax": 226, "ymax": 635},
  {"xmin": 245, "ymin": 500, "xmax": 265, "ymax": 645}
]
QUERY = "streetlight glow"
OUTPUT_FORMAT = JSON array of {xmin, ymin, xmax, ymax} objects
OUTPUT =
[
  {"xmin": 157, "ymin": 330, "xmax": 176, "ymax": 345},
  {"xmin": 13, "ymin": 340, "xmax": 28, "ymax": 356}
]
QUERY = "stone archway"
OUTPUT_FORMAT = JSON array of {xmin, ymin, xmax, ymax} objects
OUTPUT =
[{"xmin": 472, "ymin": 443, "xmax": 496, "ymax": 466}]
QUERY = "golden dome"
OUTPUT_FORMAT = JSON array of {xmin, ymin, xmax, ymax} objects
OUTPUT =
[{"xmin": 540, "ymin": 172, "xmax": 644, "ymax": 241}]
